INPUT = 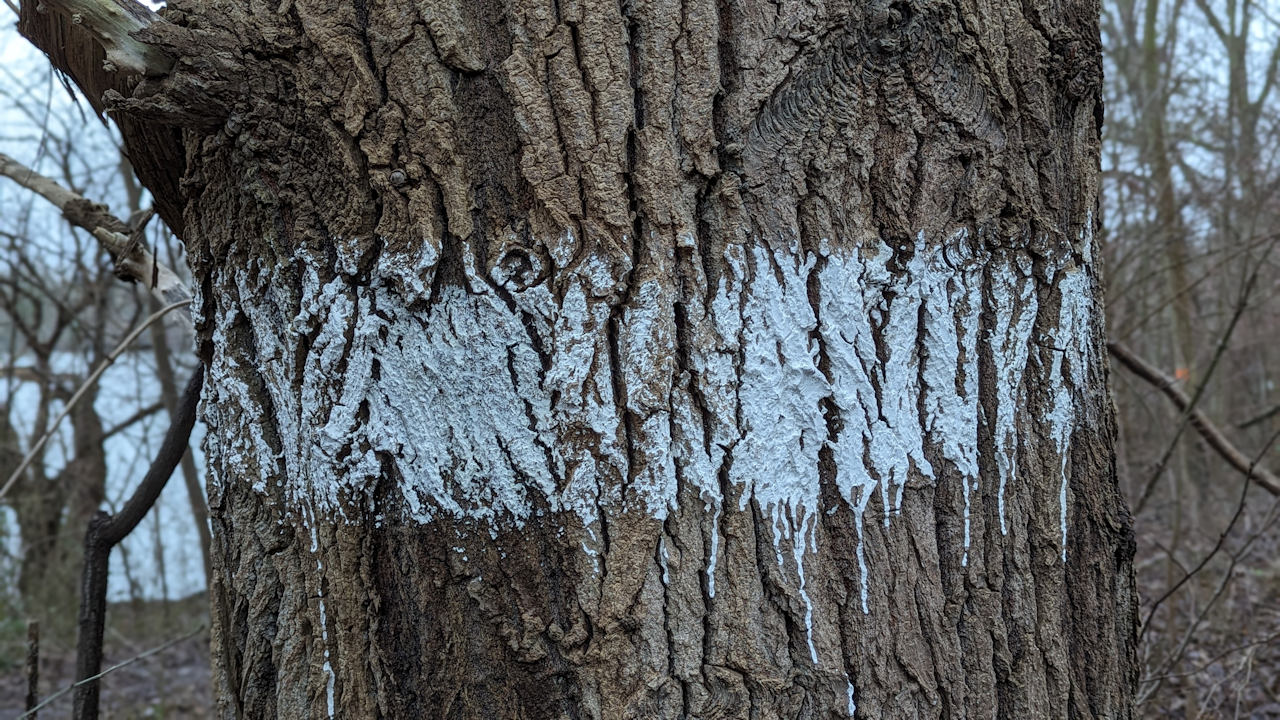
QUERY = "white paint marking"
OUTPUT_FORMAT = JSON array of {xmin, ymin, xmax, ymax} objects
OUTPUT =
[{"xmin": 207, "ymin": 224, "xmax": 1098, "ymax": 712}]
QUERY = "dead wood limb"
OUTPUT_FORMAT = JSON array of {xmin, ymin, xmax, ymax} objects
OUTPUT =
[
  {"xmin": 16, "ymin": 0, "xmax": 189, "ymax": 235},
  {"xmin": 71, "ymin": 364, "xmax": 203, "ymax": 720},
  {"xmin": 0, "ymin": 152, "xmax": 189, "ymax": 309},
  {"xmin": 1108, "ymin": 341, "xmax": 1280, "ymax": 496},
  {"xmin": 31, "ymin": 0, "xmax": 172, "ymax": 76}
]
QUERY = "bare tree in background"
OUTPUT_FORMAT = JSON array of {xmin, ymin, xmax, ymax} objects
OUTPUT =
[
  {"xmin": 1102, "ymin": 0, "xmax": 1280, "ymax": 713},
  {"xmin": 0, "ymin": 39, "xmax": 211, "ymax": 715}
]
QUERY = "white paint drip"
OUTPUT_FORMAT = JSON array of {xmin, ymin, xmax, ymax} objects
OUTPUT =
[
  {"xmin": 307, "ymin": 512, "xmax": 336, "ymax": 719},
  {"xmin": 990, "ymin": 253, "xmax": 1037, "ymax": 535},
  {"xmin": 817, "ymin": 239, "xmax": 926, "ymax": 612},
  {"xmin": 1047, "ymin": 219, "xmax": 1096, "ymax": 561},
  {"xmin": 319, "ymin": 607, "xmax": 335, "ymax": 716},
  {"xmin": 767, "ymin": 507, "xmax": 820, "ymax": 665},
  {"xmin": 846, "ymin": 678, "xmax": 857, "ymax": 716},
  {"xmin": 658, "ymin": 534, "xmax": 671, "ymax": 586},
  {"xmin": 724, "ymin": 242, "xmax": 826, "ymax": 661},
  {"xmin": 917, "ymin": 234, "xmax": 981, "ymax": 566},
  {"xmin": 619, "ymin": 275, "xmax": 679, "ymax": 518},
  {"xmin": 794, "ymin": 512, "xmax": 819, "ymax": 665},
  {"xmin": 667, "ymin": 355, "xmax": 725, "ymax": 597},
  {"xmin": 852, "ymin": 490, "xmax": 871, "ymax": 614},
  {"xmin": 868, "ymin": 243, "xmax": 936, "ymax": 526},
  {"xmin": 706, "ymin": 500, "xmax": 721, "ymax": 598}
]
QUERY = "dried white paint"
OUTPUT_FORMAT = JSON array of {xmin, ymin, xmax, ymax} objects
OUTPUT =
[
  {"xmin": 794, "ymin": 513, "xmax": 819, "ymax": 665},
  {"xmin": 307, "ymin": 512, "xmax": 336, "ymax": 719},
  {"xmin": 989, "ymin": 252, "xmax": 1038, "ymax": 534},
  {"xmin": 619, "ymin": 274, "xmax": 679, "ymax": 518},
  {"xmin": 203, "ymin": 222, "xmax": 1094, "ymax": 700},
  {"xmin": 1046, "ymin": 218, "xmax": 1096, "ymax": 561},
  {"xmin": 918, "ymin": 232, "xmax": 982, "ymax": 566},
  {"xmin": 705, "ymin": 500, "xmax": 722, "ymax": 597},
  {"xmin": 724, "ymin": 241, "xmax": 828, "ymax": 659},
  {"xmin": 658, "ymin": 534, "xmax": 671, "ymax": 586}
]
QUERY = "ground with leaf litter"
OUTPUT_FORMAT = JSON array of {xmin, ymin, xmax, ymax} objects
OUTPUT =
[{"xmin": 0, "ymin": 596, "xmax": 210, "ymax": 719}]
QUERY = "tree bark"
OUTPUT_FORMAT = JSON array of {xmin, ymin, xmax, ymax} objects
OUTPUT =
[{"xmin": 22, "ymin": 0, "xmax": 1137, "ymax": 716}]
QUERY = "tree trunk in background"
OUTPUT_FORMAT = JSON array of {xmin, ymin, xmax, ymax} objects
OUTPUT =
[
  {"xmin": 12, "ymin": 365, "xmax": 107, "ymax": 623},
  {"xmin": 28, "ymin": 0, "xmax": 1138, "ymax": 715},
  {"xmin": 121, "ymin": 153, "xmax": 215, "ymax": 585}
]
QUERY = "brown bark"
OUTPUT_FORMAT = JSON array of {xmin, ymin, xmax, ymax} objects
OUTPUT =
[{"xmin": 20, "ymin": 0, "xmax": 1137, "ymax": 717}]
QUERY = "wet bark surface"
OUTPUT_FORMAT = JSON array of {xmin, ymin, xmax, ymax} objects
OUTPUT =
[{"xmin": 26, "ymin": 0, "xmax": 1137, "ymax": 716}]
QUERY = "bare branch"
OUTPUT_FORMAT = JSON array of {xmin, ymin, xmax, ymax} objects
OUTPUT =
[
  {"xmin": 0, "ymin": 365, "xmax": 78, "ymax": 388},
  {"xmin": 101, "ymin": 399, "xmax": 164, "ymax": 439},
  {"xmin": 0, "ymin": 298, "xmax": 191, "ymax": 503},
  {"xmin": 1237, "ymin": 403, "xmax": 1280, "ymax": 430},
  {"xmin": 1108, "ymin": 341, "xmax": 1280, "ymax": 496},
  {"xmin": 73, "ymin": 364, "xmax": 204, "ymax": 719},
  {"xmin": 34, "ymin": 0, "xmax": 172, "ymax": 76},
  {"xmin": 0, "ymin": 151, "xmax": 189, "ymax": 308},
  {"xmin": 1139, "ymin": 454, "xmax": 1254, "ymax": 646}
]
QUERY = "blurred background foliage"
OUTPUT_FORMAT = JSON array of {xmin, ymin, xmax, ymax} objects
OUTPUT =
[
  {"xmin": 1102, "ymin": 0, "xmax": 1280, "ymax": 714},
  {"xmin": 0, "ymin": 23, "xmax": 209, "ymax": 716}
]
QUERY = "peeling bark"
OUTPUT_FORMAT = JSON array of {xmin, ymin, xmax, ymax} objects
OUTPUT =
[{"xmin": 21, "ymin": 0, "xmax": 1136, "ymax": 716}]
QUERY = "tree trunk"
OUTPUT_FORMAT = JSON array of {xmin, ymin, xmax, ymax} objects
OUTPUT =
[
  {"xmin": 13, "ymin": 367, "xmax": 108, "ymax": 625},
  {"xmin": 25, "ymin": 0, "xmax": 1138, "ymax": 716}
]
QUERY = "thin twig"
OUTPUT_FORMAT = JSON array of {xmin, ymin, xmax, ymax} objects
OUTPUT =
[
  {"xmin": 1137, "ymin": 474, "xmax": 1280, "ymax": 704},
  {"xmin": 102, "ymin": 400, "xmax": 165, "ymax": 440},
  {"xmin": 1111, "ymin": 232, "xmax": 1278, "ymax": 342},
  {"xmin": 1138, "ymin": 456, "xmax": 1252, "ymax": 645},
  {"xmin": 0, "ymin": 299, "xmax": 190, "ymax": 502},
  {"xmin": 1138, "ymin": 501, "xmax": 1280, "ymax": 704},
  {"xmin": 14, "ymin": 625, "xmax": 207, "ymax": 720},
  {"xmin": 1237, "ymin": 402, "xmax": 1280, "ymax": 430}
]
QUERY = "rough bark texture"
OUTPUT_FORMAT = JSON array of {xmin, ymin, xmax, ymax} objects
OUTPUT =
[{"xmin": 27, "ymin": 0, "xmax": 1137, "ymax": 716}]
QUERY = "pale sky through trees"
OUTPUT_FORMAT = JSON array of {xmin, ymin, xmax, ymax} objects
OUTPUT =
[{"xmin": 1, "ymin": 13, "xmax": 206, "ymax": 602}]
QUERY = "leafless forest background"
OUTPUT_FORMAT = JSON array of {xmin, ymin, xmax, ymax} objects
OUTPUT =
[{"xmin": 3, "ymin": 0, "xmax": 1280, "ymax": 716}]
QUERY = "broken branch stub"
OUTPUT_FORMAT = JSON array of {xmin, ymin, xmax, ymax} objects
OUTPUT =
[{"xmin": 37, "ymin": 0, "xmax": 173, "ymax": 76}]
